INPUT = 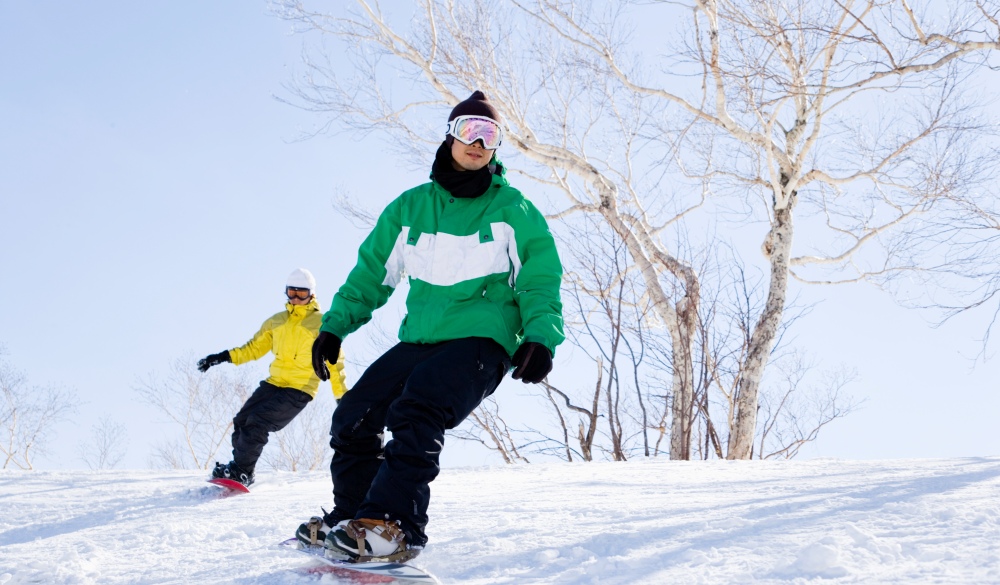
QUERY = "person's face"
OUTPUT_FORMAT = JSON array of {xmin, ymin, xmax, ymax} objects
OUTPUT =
[
  {"xmin": 286, "ymin": 287, "xmax": 312, "ymax": 305},
  {"xmin": 450, "ymin": 138, "xmax": 494, "ymax": 172}
]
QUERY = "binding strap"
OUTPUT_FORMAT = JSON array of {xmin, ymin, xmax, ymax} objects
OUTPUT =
[
  {"xmin": 307, "ymin": 516, "xmax": 324, "ymax": 545},
  {"xmin": 346, "ymin": 521, "xmax": 371, "ymax": 563},
  {"xmin": 346, "ymin": 519, "xmax": 408, "ymax": 563}
]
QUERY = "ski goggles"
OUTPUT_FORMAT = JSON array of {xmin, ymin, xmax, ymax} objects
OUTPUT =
[
  {"xmin": 286, "ymin": 287, "xmax": 311, "ymax": 300},
  {"xmin": 446, "ymin": 115, "xmax": 503, "ymax": 149}
]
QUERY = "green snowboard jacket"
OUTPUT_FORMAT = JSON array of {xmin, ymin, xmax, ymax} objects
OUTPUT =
[{"xmin": 321, "ymin": 166, "xmax": 564, "ymax": 358}]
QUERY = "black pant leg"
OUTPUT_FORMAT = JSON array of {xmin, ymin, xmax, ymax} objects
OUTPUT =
[
  {"xmin": 231, "ymin": 382, "xmax": 270, "ymax": 466},
  {"xmin": 357, "ymin": 337, "xmax": 510, "ymax": 546},
  {"xmin": 231, "ymin": 381, "xmax": 312, "ymax": 472},
  {"xmin": 328, "ymin": 343, "xmax": 423, "ymax": 521}
]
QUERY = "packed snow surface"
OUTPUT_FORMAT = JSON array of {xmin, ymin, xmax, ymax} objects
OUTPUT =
[{"xmin": 1, "ymin": 457, "xmax": 997, "ymax": 584}]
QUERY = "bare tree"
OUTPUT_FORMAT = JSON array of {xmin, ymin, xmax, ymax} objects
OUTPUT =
[
  {"xmin": 493, "ymin": 240, "xmax": 861, "ymax": 463},
  {"xmin": 450, "ymin": 396, "xmax": 531, "ymax": 463},
  {"xmin": 539, "ymin": 360, "xmax": 602, "ymax": 461},
  {"xmin": 524, "ymin": 0, "xmax": 1000, "ymax": 458},
  {"xmin": 273, "ymin": 0, "xmax": 1000, "ymax": 460},
  {"xmin": 686, "ymin": 249, "xmax": 865, "ymax": 459},
  {"xmin": 756, "ymin": 353, "xmax": 861, "ymax": 460},
  {"xmin": 503, "ymin": 214, "xmax": 673, "ymax": 463},
  {"xmin": 78, "ymin": 415, "xmax": 128, "ymax": 470},
  {"xmin": 0, "ymin": 349, "xmax": 80, "ymax": 470},
  {"xmin": 274, "ymin": 0, "xmax": 703, "ymax": 460},
  {"xmin": 134, "ymin": 356, "xmax": 254, "ymax": 470}
]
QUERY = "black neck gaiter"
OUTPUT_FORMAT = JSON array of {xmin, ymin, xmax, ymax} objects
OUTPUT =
[{"xmin": 430, "ymin": 142, "xmax": 495, "ymax": 199}]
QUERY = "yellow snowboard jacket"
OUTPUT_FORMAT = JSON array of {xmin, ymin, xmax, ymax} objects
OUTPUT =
[{"xmin": 228, "ymin": 299, "xmax": 347, "ymax": 399}]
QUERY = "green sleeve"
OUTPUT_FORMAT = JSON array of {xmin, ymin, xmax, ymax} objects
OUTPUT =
[
  {"xmin": 321, "ymin": 198, "xmax": 403, "ymax": 339},
  {"xmin": 511, "ymin": 199, "xmax": 565, "ymax": 355}
]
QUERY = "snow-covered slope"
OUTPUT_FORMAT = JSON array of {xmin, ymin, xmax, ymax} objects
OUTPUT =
[{"xmin": 1, "ymin": 457, "xmax": 997, "ymax": 584}]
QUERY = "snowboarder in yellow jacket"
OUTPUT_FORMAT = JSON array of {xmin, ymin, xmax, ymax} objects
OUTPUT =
[{"xmin": 198, "ymin": 268, "xmax": 348, "ymax": 487}]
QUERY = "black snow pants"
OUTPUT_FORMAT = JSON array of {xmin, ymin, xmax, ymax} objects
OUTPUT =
[
  {"xmin": 328, "ymin": 337, "xmax": 510, "ymax": 547},
  {"xmin": 231, "ymin": 381, "xmax": 312, "ymax": 473}
]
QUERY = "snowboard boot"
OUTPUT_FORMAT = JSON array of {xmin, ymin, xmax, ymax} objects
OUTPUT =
[
  {"xmin": 211, "ymin": 461, "xmax": 255, "ymax": 487},
  {"xmin": 295, "ymin": 509, "xmax": 343, "ymax": 548},
  {"xmin": 324, "ymin": 518, "xmax": 420, "ymax": 563}
]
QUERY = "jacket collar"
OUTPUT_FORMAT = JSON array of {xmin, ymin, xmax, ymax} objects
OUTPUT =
[{"xmin": 285, "ymin": 298, "xmax": 321, "ymax": 316}]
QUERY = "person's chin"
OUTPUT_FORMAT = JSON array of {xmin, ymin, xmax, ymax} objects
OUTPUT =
[{"xmin": 459, "ymin": 159, "xmax": 487, "ymax": 171}]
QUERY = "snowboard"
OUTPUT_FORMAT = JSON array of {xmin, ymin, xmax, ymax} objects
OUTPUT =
[
  {"xmin": 206, "ymin": 477, "xmax": 250, "ymax": 493},
  {"xmin": 277, "ymin": 537, "xmax": 441, "ymax": 584}
]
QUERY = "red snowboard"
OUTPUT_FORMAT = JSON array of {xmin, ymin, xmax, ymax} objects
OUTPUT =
[{"xmin": 207, "ymin": 477, "xmax": 250, "ymax": 493}]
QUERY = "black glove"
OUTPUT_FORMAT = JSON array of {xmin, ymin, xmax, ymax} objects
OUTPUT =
[
  {"xmin": 312, "ymin": 331, "xmax": 342, "ymax": 382},
  {"xmin": 197, "ymin": 351, "xmax": 230, "ymax": 373},
  {"xmin": 511, "ymin": 342, "xmax": 552, "ymax": 384}
]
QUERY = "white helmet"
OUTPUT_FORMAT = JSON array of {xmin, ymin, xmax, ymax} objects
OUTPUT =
[{"xmin": 286, "ymin": 268, "xmax": 316, "ymax": 294}]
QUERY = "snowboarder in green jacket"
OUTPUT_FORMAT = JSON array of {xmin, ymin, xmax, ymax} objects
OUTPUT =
[{"xmin": 294, "ymin": 91, "xmax": 564, "ymax": 561}]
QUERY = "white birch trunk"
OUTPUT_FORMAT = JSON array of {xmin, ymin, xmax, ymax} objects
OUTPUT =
[
  {"xmin": 728, "ymin": 203, "xmax": 793, "ymax": 459},
  {"xmin": 669, "ymin": 298, "xmax": 698, "ymax": 460}
]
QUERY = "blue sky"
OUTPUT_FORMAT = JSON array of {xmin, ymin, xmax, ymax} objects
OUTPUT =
[
  {"xmin": 1, "ymin": 1, "xmax": 998, "ymax": 469},
  {"xmin": 0, "ymin": 2, "xmax": 388, "ymax": 467}
]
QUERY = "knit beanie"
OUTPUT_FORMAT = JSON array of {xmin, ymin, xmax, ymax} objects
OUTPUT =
[
  {"xmin": 286, "ymin": 268, "xmax": 316, "ymax": 293},
  {"xmin": 448, "ymin": 90, "xmax": 500, "ymax": 123}
]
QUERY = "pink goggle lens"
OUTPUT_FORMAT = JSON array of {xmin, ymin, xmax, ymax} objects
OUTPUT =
[{"xmin": 448, "ymin": 116, "xmax": 503, "ymax": 149}]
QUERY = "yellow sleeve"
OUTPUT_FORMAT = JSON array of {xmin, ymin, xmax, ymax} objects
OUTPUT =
[
  {"xmin": 228, "ymin": 319, "xmax": 274, "ymax": 365},
  {"xmin": 326, "ymin": 347, "xmax": 348, "ymax": 399}
]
